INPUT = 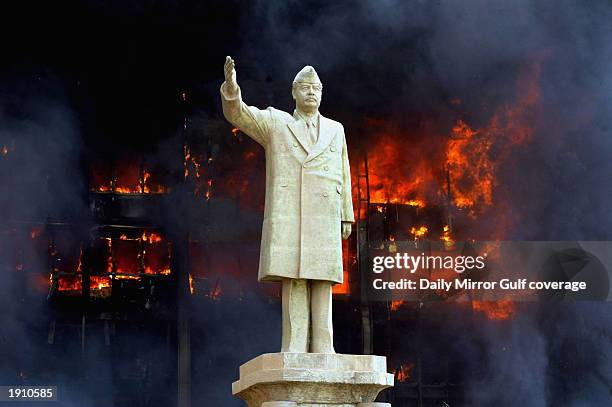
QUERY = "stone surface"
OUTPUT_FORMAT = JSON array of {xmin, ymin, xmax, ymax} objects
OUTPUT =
[
  {"xmin": 221, "ymin": 56, "xmax": 355, "ymax": 353},
  {"xmin": 233, "ymin": 353, "xmax": 393, "ymax": 407}
]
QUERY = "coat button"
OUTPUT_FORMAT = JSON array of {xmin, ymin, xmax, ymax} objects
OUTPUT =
[
  {"xmin": 293, "ymin": 142, "xmax": 299, "ymax": 147},
  {"xmin": 324, "ymin": 165, "xmax": 329, "ymax": 171},
  {"xmin": 322, "ymin": 191, "xmax": 329, "ymax": 197},
  {"xmin": 330, "ymin": 146, "xmax": 336, "ymax": 152}
]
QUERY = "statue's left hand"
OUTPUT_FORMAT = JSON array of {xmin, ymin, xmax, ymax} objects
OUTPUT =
[{"xmin": 341, "ymin": 222, "xmax": 352, "ymax": 240}]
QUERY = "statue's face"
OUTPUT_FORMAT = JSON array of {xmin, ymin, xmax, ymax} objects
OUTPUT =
[{"xmin": 292, "ymin": 82, "xmax": 322, "ymax": 112}]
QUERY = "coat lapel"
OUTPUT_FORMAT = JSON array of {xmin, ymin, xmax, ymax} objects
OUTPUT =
[
  {"xmin": 287, "ymin": 120, "xmax": 310, "ymax": 154},
  {"xmin": 305, "ymin": 114, "xmax": 335, "ymax": 162}
]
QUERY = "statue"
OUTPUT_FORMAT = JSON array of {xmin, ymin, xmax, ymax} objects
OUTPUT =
[{"xmin": 220, "ymin": 56, "xmax": 355, "ymax": 353}]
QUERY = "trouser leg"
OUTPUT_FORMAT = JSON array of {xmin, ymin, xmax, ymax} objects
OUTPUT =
[
  {"xmin": 310, "ymin": 280, "xmax": 335, "ymax": 353},
  {"xmin": 280, "ymin": 278, "xmax": 309, "ymax": 352}
]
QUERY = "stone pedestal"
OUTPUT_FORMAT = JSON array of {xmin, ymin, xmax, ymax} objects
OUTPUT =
[{"xmin": 232, "ymin": 353, "xmax": 393, "ymax": 407}]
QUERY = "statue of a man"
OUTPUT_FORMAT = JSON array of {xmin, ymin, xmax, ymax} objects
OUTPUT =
[{"xmin": 220, "ymin": 56, "xmax": 354, "ymax": 353}]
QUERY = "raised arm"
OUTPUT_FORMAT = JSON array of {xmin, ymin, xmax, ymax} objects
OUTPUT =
[{"xmin": 221, "ymin": 56, "xmax": 273, "ymax": 147}]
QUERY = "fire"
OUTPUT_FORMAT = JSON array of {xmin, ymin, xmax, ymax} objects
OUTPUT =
[
  {"xmin": 406, "ymin": 199, "xmax": 425, "ymax": 208},
  {"xmin": 142, "ymin": 231, "xmax": 171, "ymax": 275},
  {"xmin": 91, "ymin": 163, "xmax": 167, "ymax": 194},
  {"xmin": 445, "ymin": 119, "xmax": 493, "ymax": 211},
  {"xmin": 1, "ymin": 145, "xmax": 8, "ymax": 155},
  {"xmin": 142, "ymin": 231, "xmax": 162, "ymax": 243},
  {"xmin": 144, "ymin": 266, "xmax": 171, "ymax": 275},
  {"xmin": 75, "ymin": 247, "xmax": 83, "ymax": 273},
  {"xmin": 231, "ymin": 127, "xmax": 240, "ymax": 136},
  {"xmin": 105, "ymin": 237, "xmax": 113, "ymax": 273},
  {"xmin": 114, "ymin": 163, "xmax": 140, "ymax": 193},
  {"xmin": 444, "ymin": 57, "xmax": 542, "ymax": 222},
  {"xmin": 97, "ymin": 232, "xmax": 171, "ymax": 277},
  {"xmin": 409, "ymin": 225, "xmax": 428, "ymax": 240},
  {"xmin": 57, "ymin": 275, "xmax": 82, "ymax": 292},
  {"xmin": 90, "ymin": 275, "xmax": 111, "ymax": 291},
  {"xmin": 206, "ymin": 285, "xmax": 222, "ymax": 300},
  {"xmin": 440, "ymin": 224, "xmax": 454, "ymax": 247},
  {"xmin": 360, "ymin": 118, "xmax": 441, "ymax": 206},
  {"xmin": 205, "ymin": 179, "xmax": 213, "ymax": 200},
  {"xmin": 114, "ymin": 274, "xmax": 141, "ymax": 280},
  {"xmin": 332, "ymin": 273, "xmax": 350, "ymax": 295},
  {"xmin": 90, "ymin": 275, "xmax": 112, "ymax": 298},
  {"xmin": 472, "ymin": 299, "xmax": 515, "ymax": 321},
  {"xmin": 184, "ymin": 145, "xmax": 202, "ymax": 180},
  {"xmin": 189, "ymin": 274, "xmax": 194, "ymax": 294},
  {"xmin": 390, "ymin": 300, "xmax": 404, "ymax": 311},
  {"xmin": 143, "ymin": 171, "xmax": 151, "ymax": 193},
  {"xmin": 30, "ymin": 227, "xmax": 42, "ymax": 239},
  {"xmin": 359, "ymin": 57, "xmax": 543, "ymax": 238},
  {"xmin": 393, "ymin": 363, "xmax": 414, "ymax": 382},
  {"xmin": 184, "ymin": 136, "xmax": 265, "ymax": 209}
]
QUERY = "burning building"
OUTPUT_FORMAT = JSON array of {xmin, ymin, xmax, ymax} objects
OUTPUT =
[{"xmin": 1, "ymin": 1, "xmax": 612, "ymax": 407}]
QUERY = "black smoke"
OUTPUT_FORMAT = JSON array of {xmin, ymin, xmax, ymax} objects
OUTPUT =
[{"xmin": 0, "ymin": 1, "xmax": 611, "ymax": 406}]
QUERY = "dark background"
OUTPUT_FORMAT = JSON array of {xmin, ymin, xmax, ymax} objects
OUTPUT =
[{"xmin": 0, "ymin": 1, "xmax": 611, "ymax": 406}]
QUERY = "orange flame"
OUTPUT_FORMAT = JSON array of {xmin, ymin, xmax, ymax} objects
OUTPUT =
[
  {"xmin": 57, "ymin": 275, "xmax": 82, "ymax": 292},
  {"xmin": 91, "ymin": 163, "xmax": 166, "ymax": 194},
  {"xmin": 360, "ymin": 118, "xmax": 441, "ymax": 206},
  {"xmin": 445, "ymin": 119, "xmax": 493, "ymax": 211},
  {"xmin": 30, "ymin": 227, "xmax": 42, "ymax": 239},
  {"xmin": 444, "ymin": 56, "xmax": 543, "ymax": 224},
  {"xmin": 472, "ymin": 299, "xmax": 515, "ymax": 321},
  {"xmin": 393, "ymin": 363, "xmax": 414, "ymax": 382},
  {"xmin": 390, "ymin": 300, "xmax": 405, "ymax": 311},
  {"xmin": 75, "ymin": 246, "xmax": 83, "ymax": 274},
  {"xmin": 91, "ymin": 275, "xmax": 111, "ymax": 291},
  {"xmin": 114, "ymin": 274, "xmax": 141, "ymax": 280},
  {"xmin": 189, "ymin": 274, "xmax": 194, "ymax": 294},
  {"xmin": 142, "ymin": 231, "xmax": 162, "ymax": 244},
  {"xmin": 184, "ymin": 145, "xmax": 202, "ymax": 180},
  {"xmin": 357, "ymin": 57, "xmax": 544, "ymax": 240},
  {"xmin": 105, "ymin": 237, "xmax": 113, "ymax": 273},
  {"xmin": 440, "ymin": 224, "xmax": 455, "ymax": 247},
  {"xmin": 409, "ymin": 225, "xmax": 428, "ymax": 240}
]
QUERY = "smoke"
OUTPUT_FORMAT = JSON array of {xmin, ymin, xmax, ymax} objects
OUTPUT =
[
  {"xmin": 233, "ymin": 0, "xmax": 612, "ymax": 238},
  {"xmin": 1, "ymin": 1, "xmax": 611, "ymax": 405},
  {"xmin": 231, "ymin": 1, "xmax": 612, "ymax": 405},
  {"xmin": 0, "ymin": 73, "xmax": 87, "ymax": 221},
  {"xmin": 0, "ymin": 72, "xmax": 94, "ymax": 405}
]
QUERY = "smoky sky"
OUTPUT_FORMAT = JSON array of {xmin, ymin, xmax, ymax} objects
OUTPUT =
[
  {"xmin": 1, "ymin": 1, "xmax": 612, "ymax": 406},
  {"xmin": 230, "ymin": 0, "xmax": 612, "ymax": 240}
]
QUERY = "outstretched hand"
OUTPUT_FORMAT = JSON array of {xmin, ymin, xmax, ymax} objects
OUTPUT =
[{"xmin": 224, "ymin": 56, "xmax": 238, "ymax": 94}]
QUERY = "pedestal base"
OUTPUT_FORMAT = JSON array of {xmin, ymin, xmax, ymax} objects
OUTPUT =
[{"xmin": 232, "ymin": 353, "xmax": 394, "ymax": 407}]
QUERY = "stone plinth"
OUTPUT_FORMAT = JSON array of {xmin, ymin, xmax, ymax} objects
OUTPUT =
[{"xmin": 232, "ymin": 353, "xmax": 393, "ymax": 407}]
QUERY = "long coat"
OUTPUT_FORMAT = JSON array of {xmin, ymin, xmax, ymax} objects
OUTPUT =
[{"xmin": 221, "ymin": 83, "xmax": 354, "ymax": 284}]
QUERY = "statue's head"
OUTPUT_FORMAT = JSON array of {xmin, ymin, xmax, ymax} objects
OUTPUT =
[{"xmin": 292, "ymin": 66, "xmax": 322, "ymax": 113}]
